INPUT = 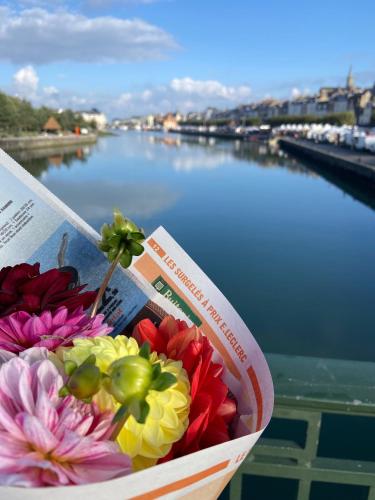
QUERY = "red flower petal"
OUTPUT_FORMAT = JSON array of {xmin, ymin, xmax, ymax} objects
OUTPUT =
[
  {"xmin": 0, "ymin": 263, "xmax": 96, "ymax": 317},
  {"xmin": 133, "ymin": 318, "xmax": 167, "ymax": 353},
  {"xmin": 145, "ymin": 316, "xmax": 238, "ymax": 462}
]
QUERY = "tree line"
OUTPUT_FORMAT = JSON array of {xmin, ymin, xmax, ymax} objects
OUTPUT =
[{"xmin": 0, "ymin": 91, "xmax": 95, "ymax": 136}]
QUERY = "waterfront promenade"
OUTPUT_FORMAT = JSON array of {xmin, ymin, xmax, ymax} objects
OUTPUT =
[
  {"xmin": 279, "ymin": 137, "xmax": 375, "ymax": 182},
  {"xmin": 0, "ymin": 133, "xmax": 97, "ymax": 153}
]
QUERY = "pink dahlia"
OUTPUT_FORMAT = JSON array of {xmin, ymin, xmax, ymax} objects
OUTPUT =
[
  {"xmin": 0, "ymin": 306, "xmax": 112, "ymax": 353},
  {"xmin": 0, "ymin": 352, "xmax": 131, "ymax": 487}
]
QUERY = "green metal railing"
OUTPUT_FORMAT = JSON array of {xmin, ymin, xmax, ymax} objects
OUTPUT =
[{"xmin": 228, "ymin": 354, "xmax": 375, "ymax": 500}]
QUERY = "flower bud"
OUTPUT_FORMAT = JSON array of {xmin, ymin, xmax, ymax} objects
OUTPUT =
[
  {"xmin": 66, "ymin": 356, "xmax": 101, "ymax": 401},
  {"xmin": 106, "ymin": 355, "xmax": 153, "ymax": 405},
  {"xmin": 98, "ymin": 209, "xmax": 145, "ymax": 269}
]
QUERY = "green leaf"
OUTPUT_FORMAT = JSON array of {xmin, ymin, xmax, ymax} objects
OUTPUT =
[
  {"xmin": 113, "ymin": 208, "xmax": 125, "ymax": 230},
  {"xmin": 130, "ymin": 400, "xmax": 150, "ymax": 424},
  {"xmin": 119, "ymin": 250, "xmax": 132, "ymax": 268},
  {"xmin": 108, "ymin": 235, "xmax": 122, "ymax": 248},
  {"xmin": 101, "ymin": 223, "xmax": 113, "ymax": 239},
  {"xmin": 138, "ymin": 400, "xmax": 150, "ymax": 424},
  {"xmin": 139, "ymin": 342, "xmax": 151, "ymax": 360},
  {"xmin": 81, "ymin": 354, "xmax": 96, "ymax": 366},
  {"xmin": 151, "ymin": 372, "xmax": 177, "ymax": 392},
  {"xmin": 98, "ymin": 241, "xmax": 111, "ymax": 252},
  {"xmin": 152, "ymin": 362, "xmax": 162, "ymax": 380},
  {"xmin": 58, "ymin": 386, "xmax": 70, "ymax": 398},
  {"xmin": 126, "ymin": 220, "xmax": 139, "ymax": 233},
  {"xmin": 64, "ymin": 360, "xmax": 77, "ymax": 376},
  {"xmin": 128, "ymin": 240, "xmax": 144, "ymax": 256},
  {"xmin": 129, "ymin": 231, "xmax": 145, "ymax": 242},
  {"xmin": 108, "ymin": 247, "xmax": 119, "ymax": 262}
]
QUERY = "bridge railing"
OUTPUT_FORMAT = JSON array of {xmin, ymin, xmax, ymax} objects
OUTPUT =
[{"xmin": 228, "ymin": 354, "xmax": 375, "ymax": 500}]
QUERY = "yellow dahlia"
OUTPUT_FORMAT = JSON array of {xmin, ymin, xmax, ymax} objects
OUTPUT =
[{"xmin": 62, "ymin": 336, "xmax": 191, "ymax": 470}]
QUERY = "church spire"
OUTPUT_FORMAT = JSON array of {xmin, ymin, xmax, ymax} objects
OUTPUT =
[{"xmin": 346, "ymin": 65, "xmax": 355, "ymax": 90}]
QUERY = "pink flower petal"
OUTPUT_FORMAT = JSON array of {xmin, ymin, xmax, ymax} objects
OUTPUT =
[{"xmin": 17, "ymin": 413, "xmax": 58, "ymax": 453}]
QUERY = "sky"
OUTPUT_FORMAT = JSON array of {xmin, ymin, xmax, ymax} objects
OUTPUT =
[{"xmin": 0, "ymin": 0, "xmax": 374, "ymax": 118}]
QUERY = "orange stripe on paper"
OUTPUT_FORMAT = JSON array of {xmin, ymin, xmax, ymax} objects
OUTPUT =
[
  {"xmin": 131, "ymin": 460, "xmax": 230, "ymax": 500},
  {"xmin": 134, "ymin": 254, "xmax": 241, "ymax": 379},
  {"xmin": 147, "ymin": 238, "xmax": 166, "ymax": 258},
  {"xmin": 247, "ymin": 366, "xmax": 263, "ymax": 431}
]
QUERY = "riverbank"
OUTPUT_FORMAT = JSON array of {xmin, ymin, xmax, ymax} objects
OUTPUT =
[
  {"xmin": 0, "ymin": 133, "xmax": 97, "ymax": 153},
  {"xmin": 170, "ymin": 128, "xmax": 244, "ymax": 140},
  {"xmin": 168, "ymin": 127, "xmax": 270, "ymax": 142},
  {"xmin": 279, "ymin": 137, "xmax": 375, "ymax": 182}
]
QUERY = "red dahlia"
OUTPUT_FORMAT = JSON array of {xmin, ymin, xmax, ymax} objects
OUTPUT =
[
  {"xmin": 133, "ymin": 315, "xmax": 237, "ymax": 459},
  {"xmin": 0, "ymin": 263, "xmax": 96, "ymax": 317}
]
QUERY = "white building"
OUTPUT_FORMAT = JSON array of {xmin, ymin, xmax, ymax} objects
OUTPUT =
[{"xmin": 81, "ymin": 108, "xmax": 108, "ymax": 130}]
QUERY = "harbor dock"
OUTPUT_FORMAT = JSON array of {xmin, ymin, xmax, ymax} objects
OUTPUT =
[{"xmin": 279, "ymin": 137, "xmax": 375, "ymax": 182}]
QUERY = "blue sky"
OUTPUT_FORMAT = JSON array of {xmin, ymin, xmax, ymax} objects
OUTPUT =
[{"xmin": 0, "ymin": 0, "xmax": 374, "ymax": 117}]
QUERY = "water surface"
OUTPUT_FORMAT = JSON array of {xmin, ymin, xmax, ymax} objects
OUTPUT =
[{"xmin": 16, "ymin": 132, "xmax": 375, "ymax": 362}]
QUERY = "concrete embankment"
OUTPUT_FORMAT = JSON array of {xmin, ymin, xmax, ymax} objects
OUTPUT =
[
  {"xmin": 0, "ymin": 134, "xmax": 97, "ymax": 153},
  {"xmin": 169, "ymin": 129, "xmax": 244, "ymax": 140},
  {"xmin": 279, "ymin": 137, "xmax": 375, "ymax": 182}
]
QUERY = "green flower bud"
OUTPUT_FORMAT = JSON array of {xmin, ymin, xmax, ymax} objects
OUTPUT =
[
  {"xmin": 66, "ymin": 355, "xmax": 101, "ymax": 400},
  {"xmin": 106, "ymin": 355, "xmax": 153, "ymax": 405},
  {"xmin": 98, "ymin": 209, "xmax": 145, "ymax": 269}
]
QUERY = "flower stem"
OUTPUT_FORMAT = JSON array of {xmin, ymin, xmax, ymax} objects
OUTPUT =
[
  {"xmin": 110, "ymin": 406, "xmax": 130, "ymax": 440},
  {"xmin": 90, "ymin": 245, "xmax": 124, "ymax": 318}
]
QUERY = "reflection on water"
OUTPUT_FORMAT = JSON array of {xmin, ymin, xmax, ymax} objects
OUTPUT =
[
  {"xmin": 18, "ymin": 131, "xmax": 375, "ymax": 363},
  {"xmin": 11, "ymin": 144, "xmax": 94, "ymax": 178}
]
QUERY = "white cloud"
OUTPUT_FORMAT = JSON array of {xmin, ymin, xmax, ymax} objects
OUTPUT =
[
  {"xmin": 13, "ymin": 65, "xmax": 39, "ymax": 96},
  {"xmin": 109, "ymin": 78, "xmax": 252, "ymax": 116},
  {"xmin": 170, "ymin": 77, "xmax": 251, "ymax": 100},
  {"xmin": 291, "ymin": 87, "xmax": 311, "ymax": 99},
  {"xmin": 141, "ymin": 89, "xmax": 153, "ymax": 101},
  {"xmin": 8, "ymin": 66, "xmax": 252, "ymax": 119},
  {"xmin": 291, "ymin": 87, "xmax": 301, "ymax": 99},
  {"xmin": 43, "ymin": 85, "xmax": 59, "ymax": 96},
  {"xmin": 0, "ymin": 6, "xmax": 178, "ymax": 64}
]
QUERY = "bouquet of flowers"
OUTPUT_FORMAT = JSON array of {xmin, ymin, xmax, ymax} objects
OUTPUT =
[{"xmin": 0, "ymin": 150, "xmax": 273, "ymax": 499}]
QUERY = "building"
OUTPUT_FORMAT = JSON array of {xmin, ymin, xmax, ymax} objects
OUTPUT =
[
  {"xmin": 234, "ymin": 68, "xmax": 375, "ymax": 125},
  {"xmin": 81, "ymin": 108, "xmax": 108, "ymax": 130},
  {"xmin": 146, "ymin": 114, "xmax": 155, "ymax": 128},
  {"xmin": 162, "ymin": 113, "xmax": 178, "ymax": 130},
  {"xmin": 42, "ymin": 116, "xmax": 62, "ymax": 134}
]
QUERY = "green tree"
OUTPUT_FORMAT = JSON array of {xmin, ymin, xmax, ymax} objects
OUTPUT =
[
  {"xmin": 0, "ymin": 89, "xmax": 94, "ymax": 136},
  {"xmin": 0, "ymin": 92, "xmax": 19, "ymax": 134}
]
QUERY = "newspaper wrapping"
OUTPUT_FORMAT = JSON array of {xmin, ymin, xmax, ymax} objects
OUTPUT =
[{"xmin": 0, "ymin": 148, "xmax": 274, "ymax": 499}]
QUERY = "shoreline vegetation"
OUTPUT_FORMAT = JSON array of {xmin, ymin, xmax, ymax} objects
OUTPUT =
[
  {"xmin": 0, "ymin": 90, "xmax": 98, "ymax": 152},
  {"xmin": 0, "ymin": 90, "xmax": 97, "ymax": 136}
]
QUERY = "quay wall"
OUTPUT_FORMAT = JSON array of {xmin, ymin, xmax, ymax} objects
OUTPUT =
[
  {"xmin": 279, "ymin": 137, "xmax": 375, "ymax": 182},
  {"xmin": 0, "ymin": 134, "xmax": 97, "ymax": 152},
  {"xmin": 169, "ymin": 129, "xmax": 244, "ymax": 141}
]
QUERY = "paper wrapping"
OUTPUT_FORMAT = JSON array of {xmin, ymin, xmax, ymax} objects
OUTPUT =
[{"xmin": 0, "ymin": 148, "xmax": 274, "ymax": 499}]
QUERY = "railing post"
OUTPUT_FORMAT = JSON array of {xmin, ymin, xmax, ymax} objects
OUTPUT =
[
  {"xmin": 303, "ymin": 412, "xmax": 321, "ymax": 465},
  {"xmin": 368, "ymin": 486, "xmax": 375, "ymax": 500},
  {"xmin": 229, "ymin": 470, "xmax": 243, "ymax": 500},
  {"xmin": 297, "ymin": 480, "xmax": 311, "ymax": 500}
]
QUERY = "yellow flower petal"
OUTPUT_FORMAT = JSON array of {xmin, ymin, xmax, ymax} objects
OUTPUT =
[{"xmin": 64, "ymin": 335, "xmax": 191, "ymax": 470}]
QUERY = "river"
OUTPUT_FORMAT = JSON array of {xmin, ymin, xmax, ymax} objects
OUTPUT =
[{"xmin": 13, "ymin": 131, "xmax": 375, "ymax": 362}]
